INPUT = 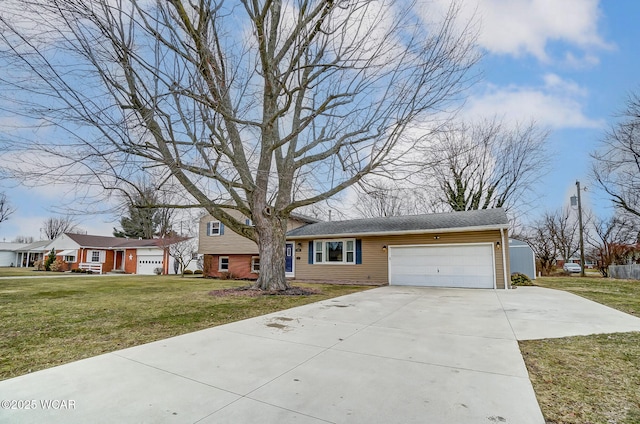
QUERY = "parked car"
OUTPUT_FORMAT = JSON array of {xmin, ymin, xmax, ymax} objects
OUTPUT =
[{"xmin": 563, "ymin": 263, "xmax": 582, "ymax": 273}]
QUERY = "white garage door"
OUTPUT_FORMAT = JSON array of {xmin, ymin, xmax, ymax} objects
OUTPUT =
[
  {"xmin": 137, "ymin": 255, "xmax": 164, "ymax": 275},
  {"xmin": 388, "ymin": 244, "xmax": 495, "ymax": 288}
]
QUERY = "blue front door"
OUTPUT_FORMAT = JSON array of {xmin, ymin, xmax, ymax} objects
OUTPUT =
[{"xmin": 285, "ymin": 243, "xmax": 294, "ymax": 276}]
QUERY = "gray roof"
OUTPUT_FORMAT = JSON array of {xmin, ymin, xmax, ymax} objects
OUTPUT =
[
  {"xmin": 0, "ymin": 242, "xmax": 30, "ymax": 251},
  {"xmin": 286, "ymin": 208, "xmax": 508, "ymax": 238},
  {"xmin": 17, "ymin": 240, "xmax": 50, "ymax": 251},
  {"xmin": 64, "ymin": 233, "xmax": 163, "ymax": 249}
]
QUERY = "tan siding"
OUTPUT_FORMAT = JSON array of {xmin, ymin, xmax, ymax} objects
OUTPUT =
[
  {"xmin": 292, "ymin": 230, "xmax": 509, "ymax": 289},
  {"xmin": 198, "ymin": 211, "xmax": 259, "ymax": 255},
  {"xmin": 198, "ymin": 210, "xmax": 312, "ymax": 255}
]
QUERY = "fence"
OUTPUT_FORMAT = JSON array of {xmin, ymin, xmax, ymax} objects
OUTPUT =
[
  {"xmin": 609, "ymin": 264, "xmax": 640, "ymax": 281},
  {"xmin": 79, "ymin": 262, "xmax": 103, "ymax": 274}
]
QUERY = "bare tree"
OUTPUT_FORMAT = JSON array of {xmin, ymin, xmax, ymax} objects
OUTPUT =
[
  {"xmin": 42, "ymin": 216, "xmax": 81, "ymax": 240},
  {"xmin": 425, "ymin": 119, "xmax": 548, "ymax": 213},
  {"xmin": 168, "ymin": 237, "xmax": 199, "ymax": 276},
  {"xmin": 12, "ymin": 235, "xmax": 35, "ymax": 243},
  {"xmin": 0, "ymin": 0, "xmax": 478, "ymax": 290},
  {"xmin": 587, "ymin": 212, "xmax": 640, "ymax": 277},
  {"xmin": 592, "ymin": 91, "xmax": 640, "ymax": 219},
  {"xmin": 546, "ymin": 207, "xmax": 581, "ymax": 263},
  {"xmin": 0, "ymin": 192, "xmax": 15, "ymax": 224},
  {"xmin": 524, "ymin": 213, "xmax": 559, "ymax": 276},
  {"xmin": 353, "ymin": 181, "xmax": 418, "ymax": 218}
]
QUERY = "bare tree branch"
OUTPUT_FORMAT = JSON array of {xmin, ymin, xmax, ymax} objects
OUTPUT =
[
  {"xmin": 0, "ymin": 0, "xmax": 479, "ymax": 290},
  {"xmin": 592, "ymin": 91, "xmax": 640, "ymax": 219}
]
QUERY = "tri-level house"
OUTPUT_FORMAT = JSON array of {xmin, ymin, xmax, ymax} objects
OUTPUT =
[
  {"xmin": 199, "ymin": 208, "xmax": 513, "ymax": 289},
  {"xmin": 198, "ymin": 209, "xmax": 317, "ymax": 279}
]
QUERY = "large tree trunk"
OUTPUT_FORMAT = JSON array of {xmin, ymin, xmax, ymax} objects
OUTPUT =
[{"xmin": 252, "ymin": 215, "xmax": 290, "ymax": 291}]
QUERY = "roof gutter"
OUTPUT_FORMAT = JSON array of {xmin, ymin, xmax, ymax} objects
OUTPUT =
[{"xmin": 286, "ymin": 224, "xmax": 509, "ymax": 240}]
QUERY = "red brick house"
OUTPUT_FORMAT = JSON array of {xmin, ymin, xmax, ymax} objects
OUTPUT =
[{"xmin": 45, "ymin": 233, "xmax": 175, "ymax": 275}]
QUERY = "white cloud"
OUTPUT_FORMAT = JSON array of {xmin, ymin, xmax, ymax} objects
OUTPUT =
[
  {"xmin": 462, "ymin": 74, "xmax": 604, "ymax": 129},
  {"xmin": 429, "ymin": 0, "xmax": 612, "ymax": 64}
]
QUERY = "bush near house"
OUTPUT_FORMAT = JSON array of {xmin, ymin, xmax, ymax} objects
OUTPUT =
[
  {"xmin": 49, "ymin": 259, "xmax": 66, "ymax": 272},
  {"xmin": 511, "ymin": 272, "xmax": 533, "ymax": 286}
]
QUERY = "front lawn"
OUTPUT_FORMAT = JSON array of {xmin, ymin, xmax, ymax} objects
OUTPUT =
[
  {"xmin": 0, "ymin": 275, "xmax": 371, "ymax": 381},
  {"xmin": 0, "ymin": 266, "xmax": 50, "ymax": 278},
  {"xmin": 534, "ymin": 275, "xmax": 640, "ymax": 317},
  {"xmin": 520, "ymin": 276, "xmax": 640, "ymax": 424}
]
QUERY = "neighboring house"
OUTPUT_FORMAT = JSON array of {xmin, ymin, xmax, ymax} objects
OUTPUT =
[
  {"xmin": 44, "ymin": 233, "xmax": 176, "ymax": 275},
  {"xmin": 509, "ymin": 239, "xmax": 536, "ymax": 279},
  {"xmin": 9, "ymin": 240, "xmax": 50, "ymax": 268},
  {"xmin": 0, "ymin": 242, "xmax": 29, "ymax": 267},
  {"xmin": 198, "ymin": 210, "xmax": 318, "ymax": 279},
  {"xmin": 199, "ymin": 208, "xmax": 511, "ymax": 289}
]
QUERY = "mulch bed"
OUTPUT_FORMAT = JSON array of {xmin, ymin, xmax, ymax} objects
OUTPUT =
[{"xmin": 208, "ymin": 286, "xmax": 321, "ymax": 297}]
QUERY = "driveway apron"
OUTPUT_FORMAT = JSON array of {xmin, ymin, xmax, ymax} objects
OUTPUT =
[{"xmin": 2, "ymin": 286, "xmax": 640, "ymax": 423}]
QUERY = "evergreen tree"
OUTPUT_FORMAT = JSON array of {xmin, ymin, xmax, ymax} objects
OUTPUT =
[{"xmin": 113, "ymin": 188, "xmax": 170, "ymax": 239}]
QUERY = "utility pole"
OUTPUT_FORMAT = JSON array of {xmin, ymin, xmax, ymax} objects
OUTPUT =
[{"xmin": 575, "ymin": 181, "xmax": 586, "ymax": 277}]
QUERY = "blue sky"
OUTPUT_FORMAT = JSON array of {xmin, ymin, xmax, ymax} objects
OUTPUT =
[{"xmin": 0, "ymin": 0, "xmax": 638, "ymax": 241}]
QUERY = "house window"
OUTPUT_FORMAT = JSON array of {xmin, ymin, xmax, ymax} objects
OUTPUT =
[
  {"xmin": 219, "ymin": 256, "xmax": 229, "ymax": 272},
  {"xmin": 245, "ymin": 218, "xmax": 254, "ymax": 226},
  {"xmin": 64, "ymin": 255, "xmax": 76, "ymax": 263},
  {"xmin": 314, "ymin": 239, "xmax": 356, "ymax": 264},
  {"xmin": 89, "ymin": 250, "xmax": 105, "ymax": 263},
  {"xmin": 315, "ymin": 241, "xmax": 323, "ymax": 263},
  {"xmin": 207, "ymin": 221, "xmax": 224, "ymax": 236},
  {"xmin": 251, "ymin": 257, "xmax": 260, "ymax": 273}
]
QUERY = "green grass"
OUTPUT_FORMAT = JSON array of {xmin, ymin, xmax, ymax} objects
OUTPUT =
[
  {"xmin": 520, "ymin": 276, "xmax": 640, "ymax": 424},
  {"xmin": 0, "ymin": 274, "xmax": 371, "ymax": 381},
  {"xmin": 0, "ymin": 266, "xmax": 51, "ymax": 277},
  {"xmin": 534, "ymin": 275, "xmax": 640, "ymax": 317}
]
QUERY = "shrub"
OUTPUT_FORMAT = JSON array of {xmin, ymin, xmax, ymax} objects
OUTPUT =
[
  {"xmin": 183, "ymin": 269, "xmax": 194, "ymax": 275},
  {"xmin": 33, "ymin": 260, "xmax": 45, "ymax": 271},
  {"xmin": 49, "ymin": 259, "xmax": 66, "ymax": 272},
  {"xmin": 511, "ymin": 272, "xmax": 533, "ymax": 286},
  {"xmin": 193, "ymin": 269, "xmax": 203, "ymax": 275},
  {"xmin": 153, "ymin": 267, "xmax": 163, "ymax": 275}
]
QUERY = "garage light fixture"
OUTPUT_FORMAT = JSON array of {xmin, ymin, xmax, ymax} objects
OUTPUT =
[
  {"xmin": 496, "ymin": 241, "xmax": 501, "ymax": 249},
  {"xmin": 382, "ymin": 245, "xmax": 387, "ymax": 252},
  {"xmin": 433, "ymin": 236, "xmax": 440, "ymax": 240}
]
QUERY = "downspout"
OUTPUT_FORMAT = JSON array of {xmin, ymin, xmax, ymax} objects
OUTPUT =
[{"xmin": 500, "ymin": 228, "xmax": 509, "ymax": 289}]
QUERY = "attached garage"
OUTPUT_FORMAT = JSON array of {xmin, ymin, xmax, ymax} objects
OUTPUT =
[
  {"xmin": 136, "ymin": 248, "xmax": 165, "ymax": 275},
  {"xmin": 286, "ymin": 208, "xmax": 511, "ymax": 289},
  {"xmin": 388, "ymin": 244, "xmax": 495, "ymax": 288}
]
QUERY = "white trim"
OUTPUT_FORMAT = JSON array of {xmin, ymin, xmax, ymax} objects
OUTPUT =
[
  {"xmin": 218, "ymin": 256, "xmax": 229, "ymax": 272},
  {"xmin": 387, "ymin": 242, "xmax": 497, "ymax": 289},
  {"xmin": 286, "ymin": 224, "xmax": 509, "ymax": 240},
  {"xmin": 208, "ymin": 221, "xmax": 222, "ymax": 236},
  {"xmin": 312, "ymin": 238, "xmax": 356, "ymax": 264},
  {"xmin": 500, "ymin": 228, "xmax": 509, "ymax": 290},
  {"xmin": 251, "ymin": 256, "xmax": 260, "ymax": 273},
  {"xmin": 57, "ymin": 249, "xmax": 76, "ymax": 256}
]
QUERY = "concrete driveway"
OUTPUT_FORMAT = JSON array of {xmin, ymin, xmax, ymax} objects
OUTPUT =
[{"xmin": 2, "ymin": 286, "xmax": 640, "ymax": 424}]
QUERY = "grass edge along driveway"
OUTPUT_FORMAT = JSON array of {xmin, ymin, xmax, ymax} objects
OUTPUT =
[
  {"xmin": 0, "ymin": 274, "xmax": 372, "ymax": 381},
  {"xmin": 521, "ymin": 276, "xmax": 640, "ymax": 424}
]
